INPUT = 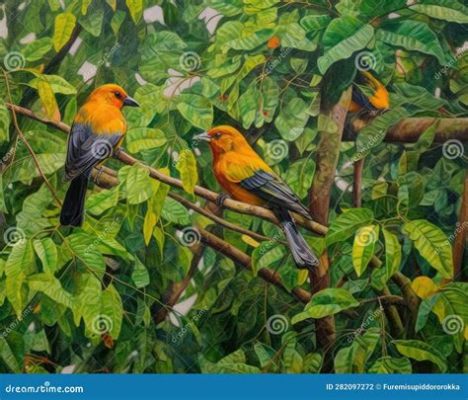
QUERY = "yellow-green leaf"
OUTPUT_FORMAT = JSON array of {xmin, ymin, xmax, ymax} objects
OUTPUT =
[
  {"xmin": 352, "ymin": 224, "xmax": 379, "ymax": 277},
  {"xmin": 37, "ymin": 80, "xmax": 60, "ymax": 121},
  {"xmin": 176, "ymin": 149, "xmax": 198, "ymax": 195},
  {"xmin": 53, "ymin": 13, "xmax": 77, "ymax": 52},
  {"xmin": 126, "ymin": 0, "xmax": 143, "ymax": 23}
]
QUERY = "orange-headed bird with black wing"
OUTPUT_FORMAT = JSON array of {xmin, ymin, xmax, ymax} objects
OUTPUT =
[
  {"xmin": 195, "ymin": 126, "xmax": 319, "ymax": 270},
  {"xmin": 60, "ymin": 84, "xmax": 139, "ymax": 227},
  {"xmin": 348, "ymin": 71, "xmax": 390, "ymax": 115}
]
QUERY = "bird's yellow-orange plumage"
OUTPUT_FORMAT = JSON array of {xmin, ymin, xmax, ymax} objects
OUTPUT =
[
  {"xmin": 349, "ymin": 71, "xmax": 389, "ymax": 114},
  {"xmin": 196, "ymin": 126, "xmax": 319, "ymax": 270},
  {"xmin": 60, "ymin": 84, "xmax": 139, "ymax": 227}
]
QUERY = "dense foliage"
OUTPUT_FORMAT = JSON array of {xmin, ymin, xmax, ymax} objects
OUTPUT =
[{"xmin": 0, "ymin": 0, "xmax": 467, "ymax": 373}]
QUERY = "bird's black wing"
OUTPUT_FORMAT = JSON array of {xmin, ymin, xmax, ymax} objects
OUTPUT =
[
  {"xmin": 240, "ymin": 170, "xmax": 311, "ymax": 219},
  {"xmin": 65, "ymin": 123, "xmax": 122, "ymax": 180}
]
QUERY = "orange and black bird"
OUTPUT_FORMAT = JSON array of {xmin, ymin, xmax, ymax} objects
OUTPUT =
[
  {"xmin": 60, "ymin": 84, "xmax": 139, "ymax": 227},
  {"xmin": 195, "ymin": 126, "xmax": 319, "ymax": 270},
  {"xmin": 349, "ymin": 71, "xmax": 390, "ymax": 116}
]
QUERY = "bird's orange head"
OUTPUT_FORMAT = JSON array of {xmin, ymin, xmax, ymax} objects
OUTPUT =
[
  {"xmin": 86, "ymin": 84, "xmax": 139, "ymax": 109},
  {"xmin": 194, "ymin": 125, "xmax": 250, "ymax": 156}
]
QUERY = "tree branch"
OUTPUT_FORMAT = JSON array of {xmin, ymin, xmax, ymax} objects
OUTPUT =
[{"xmin": 453, "ymin": 170, "xmax": 468, "ymax": 279}]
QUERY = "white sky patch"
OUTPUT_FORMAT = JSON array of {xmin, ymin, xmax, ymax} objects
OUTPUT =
[
  {"xmin": 164, "ymin": 69, "xmax": 200, "ymax": 97},
  {"xmin": 169, "ymin": 294, "xmax": 198, "ymax": 326},
  {"xmin": 434, "ymin": 87, "xmax": 441, "ymax": 98},
  {"xmin": 144, "ymin": 5, "xmax": 165, "ymax": 24},
  {"xmin": 78, "ymin": 61, "xmax": 97, "ymax": 81},
  {"xmin": 199, "ymin": 7, "xmax": 222, "ymax": 35},
  {"xmin": 19, "ymin": 32, "xmax": 35, "ymax": 44},
  {"xmin": 69, "ymin": 36, "xmax": 82, "ymax": 56},
  {"xmin": 135, "ymin": 72, "xmax": 148, "ymax": 86}
]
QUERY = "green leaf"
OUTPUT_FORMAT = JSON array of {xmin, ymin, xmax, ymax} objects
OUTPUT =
[
  {"xmin": 53, "ymin": 13, "xmax": 77, "ymax": 52},
  {"xmin": 176, "ymin": 149, "xmax": 198, "ymax": 195},
  {"xmin": 352, "ymin": 224, "xmax": 379, "ymax": 277},
  {"xmin": 67, "ymin": 232, "xmax": 106, "ymax": 277},
  {"xmin": 393, "ymin": 340, "xmax": 447, "ymax": 372},
  {"xmin": 0, "ymin": 337, "xmax": 21, "ymax": 372},
  {"xmin": 23, "ymin": 38, "xmax": 53, "ymax": 62},
  {"xmin": 410, "ymin": 1, "xmax": 468, "ymax": 24},
  {"xmin": 132, "ymin": 258, "xmax": 150, "ymax": 288},
  {"xmin": 252, "ymin": 242, "xmax": 287, "ymax": 275},
  {"xmin": 371, "ymin": 228, "xmax": 402, "ymax": 290},
  {"xmin": 177, "ymin": 95, "xmax": 213, "ymax": 130},
  {"xmin": 161, "ymin": 198, "xmax": 190, "ymax": 225},
  {"xmin": 126, "ymin": 128, "xmax": 167, "ymax": 153},
  {"xmin": 284, "ymin": 157, "xmax": 315, "ymax": 199},
  {"xmin": 101, "ymin": 284, "xmax": 123, "ymax": 339},
  {"xmin": 318, "ymin": 17, "xmax": 374, "ymax": 74},
  {"xmin": 28, "ymin": 273, "xmax": 73, "ymax": 308},
  {"xmin": 369, "ymin": 356, "xmax": 412, "ymax": 373},
  {"xmin": 33, "ymin": 238, "xmax": 58, "ymax": 274},
  {"xmin": 275, "ymin": 97, "xmax": 310, "ymax": 141},
  {"xmin": 0, "ymin": 100, "xmax": 10, "ymax": 143},
  {"xmin": 326, "ymin": 208, "xmax": 374, "ymax": 245},
  {"xmin": 124, "ymin": 165, "xmax": 154, "ymax": 205},
  {"xmin": 86, "ymin": 186, "xmax": 120, "ymax": 216},
  {"xmin": 126, "ymin": 0, "xmax": 143, "ymax": 23},
  {"xmin": 292, "ymin": 288, "xmax": 359, "ymax": 322},
  {"xmin": 402, "ymin": 220, "xmax": 453, "ymax": 279},
  {"xmin": 378, "ymin": 20, "xmax": 446, "ymax": 65}
]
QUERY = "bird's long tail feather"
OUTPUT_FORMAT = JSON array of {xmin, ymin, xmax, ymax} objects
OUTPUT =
[
  {"xmin": 275, "ymin": 208, "xmax": 319, "ymax": 270},
  {"xmin": 60, "ymin": 175, "xmax": 88, "ymax": 227}
]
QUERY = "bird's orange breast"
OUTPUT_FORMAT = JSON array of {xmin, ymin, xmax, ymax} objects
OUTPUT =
[{"xmin": 75, "ymin": 101, "xmax": 127, "ymax": 135}]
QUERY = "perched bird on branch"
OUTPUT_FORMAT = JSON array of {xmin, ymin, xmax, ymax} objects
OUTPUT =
[
  {"xmin": 195, "ymin": 126, "xmax": 319, "ymax": 270},
  {"xmin": 60, "ymin": 84, "xmax": 139, "ymax": 227},
  {"xmin": 349, "ymin": 71, "xmax": 390, "ymax": 116}
]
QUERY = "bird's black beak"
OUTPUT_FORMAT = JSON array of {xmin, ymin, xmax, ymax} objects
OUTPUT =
[
  {"xmin": 194, "ymin": 132, "xmax": 211, "ymax": 142},
  {"xmin": 123, "ymin": 96, "xmax": 139, "ymax": 107}
]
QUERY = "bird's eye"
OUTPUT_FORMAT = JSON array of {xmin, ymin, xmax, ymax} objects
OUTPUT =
[
  {"xmin": 114, "ymin": 91, "xmax": 122, "ymax": 99},
  {"xmin": 214, "ymin": 132, "xmax": 222, "ymax": 139}
]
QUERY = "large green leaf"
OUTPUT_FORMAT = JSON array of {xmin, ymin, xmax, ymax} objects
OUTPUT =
[
  {"xmin": 369, "ymin": 356, "xmax": 412, "ymax": 373},
  {"xmin": 371, "ymin": 228, "xmax": 402, "ymax": 290},
  {"xmin": 393, "ymin": 340, "xmax": 447, "ymax": 372},
  {"xmin": 410, "ymin": 0, "xmax": 468, "ymax": 24},
  {"xmin": 402, "ymin": 220, "xmax": 453, "ymax": 279},
  {"xmin": 326, "ymin": 208, "xmax": 374, "ymax": 245},
  {"xmin": 274, "ymin": 97, "xmax": 310, "ymax": 141},
  {"xmin": 176, "ymin": 149, "xmax": 198, "ymax": 195},
  {"xmin": 292, "ymin": 288, "xmax": 359, "ymax": 323},
  {"xmin": 28, "ymin": 273, "xmax": 73, "ymax": 308},
  {"xmin": 352, "ymin": 224, "xmax": 379, "ymax": 277},
  {"xmin": 177, "ymin": 94, "xmax": 213, "ymax": 130},
  {"xmin": 33, "ymin": 238, "xmax": 58, "ymax": 274},
  {"xmin": 318, "ymin": 16, "xmax": 374, "ymax": 74},
  {"xmin": 378, "ymin": 20, "xmax": 446, "ymax": 65},
  {"xmin": 53, "ymin": 13, "xmax": 77, "ymax": 51}
]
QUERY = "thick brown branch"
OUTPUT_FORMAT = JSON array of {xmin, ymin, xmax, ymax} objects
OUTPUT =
[
  {"xmin": 347, "ymin": 117, "xmax": 468, "ymax": 142},
  {"xmin": 353, "ymin": 159, "xmax": 364, "ymax": 207}
]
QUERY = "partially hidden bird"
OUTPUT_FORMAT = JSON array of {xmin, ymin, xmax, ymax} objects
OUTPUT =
[
  {"xmin": 60, "ymin": 84, "xmax": 139, "ymax": 227},
  {"xmin": 348, "ymin": 70, "xmax": 390, "ymax": 115},
  {"xmin": 195, "ymin": 126, "xmax": 319, "ymax": 270}
]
